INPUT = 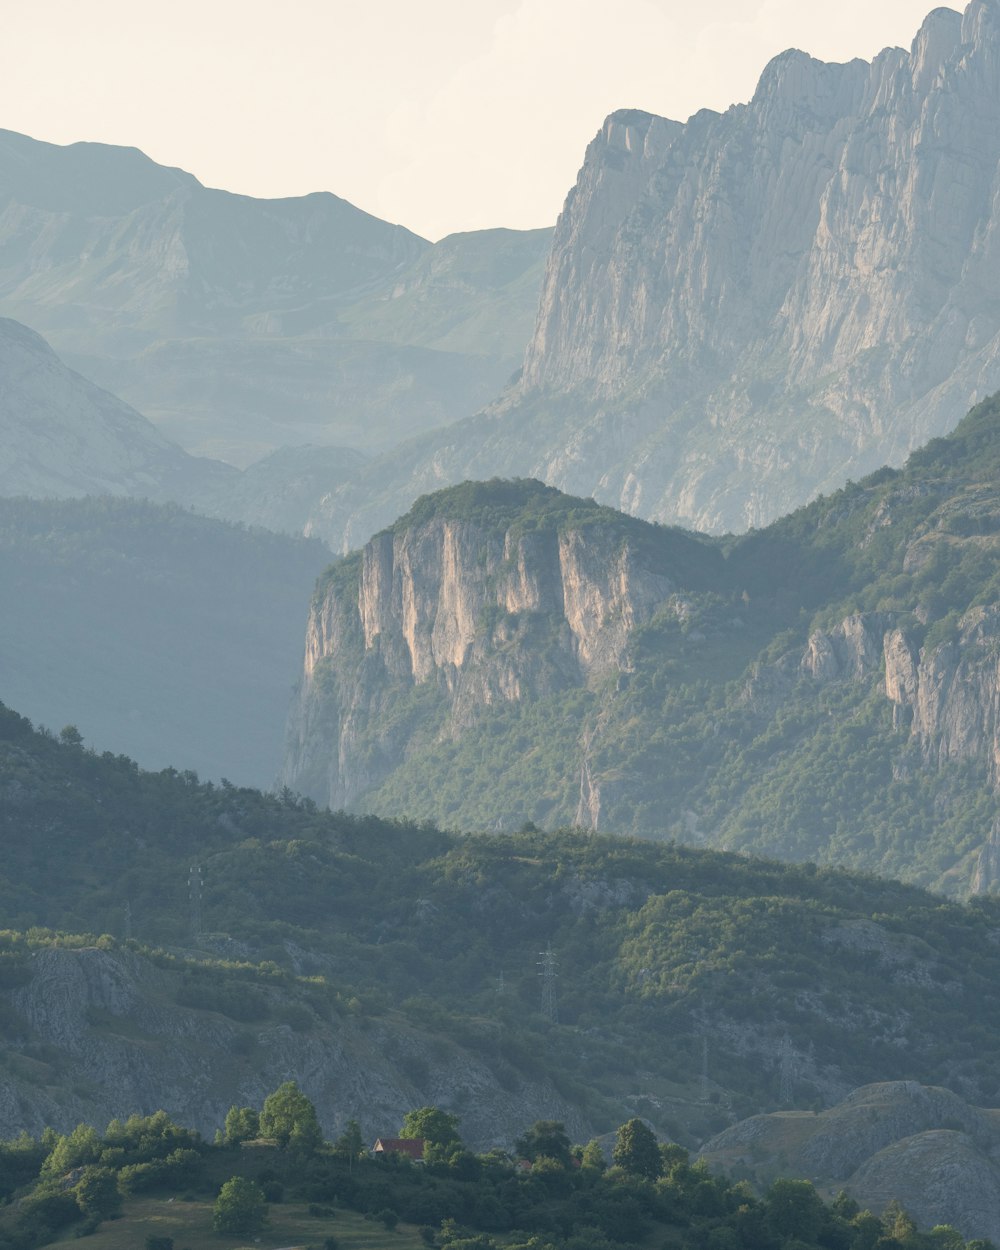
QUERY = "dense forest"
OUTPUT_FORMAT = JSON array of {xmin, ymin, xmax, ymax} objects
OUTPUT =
[{"xmin": 0, "ymin": 495, "xmax": 328, "ymax": 784}]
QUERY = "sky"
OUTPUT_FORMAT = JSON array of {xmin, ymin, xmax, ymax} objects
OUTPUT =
[{"xmin": 1, "ymin": 1, "xmax": 962, "ymax": 241}]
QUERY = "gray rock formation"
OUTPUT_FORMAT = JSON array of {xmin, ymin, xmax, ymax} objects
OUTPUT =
[
  {"xmin": 800, "ymin": 604, "xmax": 1000, "ymax": 796},
  {"xmin": 283, "ymin": 487, "xmax": 687, "ymax": 809},
  {"xmin": 0, "ymin": 945, "xmax": 590, "ymax": 1150},
  {"xmin": 701, "ymin": 1081, "xmax": 1000, "ymax": 1242},
  {"xmin": 314, "ymin": 0, "xmax": 1000, "ymax": 550}
]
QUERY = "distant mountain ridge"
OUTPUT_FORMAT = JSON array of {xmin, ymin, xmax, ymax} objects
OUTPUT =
[
  {"xmin": 0, "ymin": 128, "xmax": 550, "ymax": 468},
  {"xmin": 0, "ymin": 316, "xmax": 231, "ymax": 501},
  {"xmin": 311, "ymin": 0, "xmax": 1000, "ymax": 549}
]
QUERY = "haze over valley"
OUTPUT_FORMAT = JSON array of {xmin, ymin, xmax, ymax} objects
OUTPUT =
[{"xmin": 5, "ymin": 3, "xmax": 1000, "ymax": 1247}]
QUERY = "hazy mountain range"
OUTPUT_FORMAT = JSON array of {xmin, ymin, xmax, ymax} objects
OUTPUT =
[
  {"xmin": 4, "ymin": 4, "xmax": 1000, "ymax": 1238},
  {"xmin": 5, "ymin": 2, "xmax": 1000, "ymax": 554},
  {"xmin": 312, "ymin": 0, "xmax": 1000, "ymax": 549},
  {"xmin": 0, "ymin": 126, "xmax": 549, "ymax": 468}
]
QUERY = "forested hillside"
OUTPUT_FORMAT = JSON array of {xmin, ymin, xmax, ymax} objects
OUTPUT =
[
  {"xmin": 286, "ymin": 394, "xmax": 1000, "ymax": 894},
  {"xmin": 0, "ymin": 497, "xmax": 329, "ymax": 784},
  {"xmin": 7, "ymin": 702, "xmax": 1000, "ymax": 1146}
]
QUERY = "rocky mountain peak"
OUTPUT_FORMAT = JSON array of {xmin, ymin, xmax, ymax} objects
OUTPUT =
[
  {"xmin": 911, "ymin": 7, "xmax": 963, "ymax": 92},
  {"xmin": 332, "ymin": 0, "xmax": 1000, "ymax": 549}
]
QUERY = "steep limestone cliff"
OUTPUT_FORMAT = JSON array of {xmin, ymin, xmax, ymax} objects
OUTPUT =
[
  {"xmin": 283, "ymin": 481, "xmax": 709, "ymax": 810},
  {"xmin": 314, "ymin": 0, "xmax": 1000, "ymax": 551},
  {"xmin": 801, "ymin": 605, "xmax": 1000, "ymax": 801}
]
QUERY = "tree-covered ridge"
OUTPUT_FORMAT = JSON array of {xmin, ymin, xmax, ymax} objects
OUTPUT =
[
  {"xmin": 299, "ymin": 395, "xmax": 1000, "ymax": 891},
  {"xmin": 8, "ymin": 707, "xmax": 1000, "ymax": 1131},
  {"xmin": 379, "ymin": 475, "xmax": 727, "ymax": 595},
  {"xmin": 0, "ymin": 1089, "xmax": 989, "ymax": 1250},
  {"xmin": 733, "ymin": 392, "xmax": 1000, "ymax": 614}
]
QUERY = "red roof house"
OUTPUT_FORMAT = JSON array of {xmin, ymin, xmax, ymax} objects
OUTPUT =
[{"xmin": 372, "ymin": 1137, "xmax": 426, "ymax": 1160}]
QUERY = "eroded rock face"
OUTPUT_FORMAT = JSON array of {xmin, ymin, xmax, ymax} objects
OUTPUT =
[
  {"xmin": 845, "ymin": 1129, "xmax": 1000, "ymax": 1243},
  {"xmin": 1, "ymin": 946, "xmax": 591, "ymax": 1149},
  {"xmin": 520, "ymin": 0, "xmax": 1000, "ymax": 531},
  {"xmin": 801, "ymin": 615, "xmax": 890, "ymax": 681},
  {"xmin": 882, "ymin": 606, "xmax": 1000, "ymax": 780},
  {"xmin": 283, "ymin": 511, "xmax": 675, "ymax": 810},
  {"xmin": 799, "ymin": 605, "xmax": 1000, "ymax": 796}
]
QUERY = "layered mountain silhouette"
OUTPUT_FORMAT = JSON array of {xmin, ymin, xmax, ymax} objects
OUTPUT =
[
  {"xmin": 0, "ymin": 127, "xmax": 549, "ymax": 467},
  {"xmin": 313, "ymin": 0, "xmax": 1000, "ymax": 548}
]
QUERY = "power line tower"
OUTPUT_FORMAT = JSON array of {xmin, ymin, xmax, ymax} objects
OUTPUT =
[
  {"xmin": 124, "ymin": 900, "xmax": 133, "ymax": 942},
  {"xmin": 778, "ymin": 1034, "xmax": 795, "ymax": 1107},
  {"xmin": 496, "ymin": 969, "xmax": 506, "ymax": 995},
  {"xmin": 188, "ymin": 865, "xmax": 203, "ymax": 942},
  {"xmin": 537, "ymin": 945, "xmax": 558, "ymax": 1023},
  {"xmin": 700, "ymin": 1035, "xmax": 710, "ymax": 1103}
]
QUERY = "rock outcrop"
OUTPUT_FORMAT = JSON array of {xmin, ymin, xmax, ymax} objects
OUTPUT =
[
  {"xmin": 315, "ymin": 0, "xmax": 1000, "ymax": 550},
  {"xmin": 283, "ymin": 482, "xmax": 693, "ymax": 810},
  {"xmin": 802, "ymin": 605, "xmax": 1000, "ymax": 790}
]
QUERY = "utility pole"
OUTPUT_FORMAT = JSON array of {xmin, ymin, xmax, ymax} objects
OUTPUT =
[
  {"xmin": 779, "ymin": 1034, "xmax": 795, "ymax": 1107},
  {"xmin": 700, "ymin": 1035, "xmax": 710, "ymax": 1103},
  {"xmin": 124, "ymin": 900, "xmax": 133, "ymax": 942},
  {"xmin": 188, "ymin": 864, "xmax": 203, "ymax": 942},
  {"xmin": 538, "ymin": 945, "xmax": 558, "ymax": 1024}
]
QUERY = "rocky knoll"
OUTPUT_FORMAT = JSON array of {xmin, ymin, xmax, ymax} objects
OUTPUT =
[
  {"xmin": 701, "ymin": 1082, "xmax": 1000, "ymax": 1242},
  {"xmin": 314, "ymin": 0, "xmax": 1000, "ymax": 550}
]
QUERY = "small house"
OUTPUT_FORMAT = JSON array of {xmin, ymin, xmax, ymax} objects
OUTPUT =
[{"xmin": 372, "ymin": 1136, "xmax": 426, "ymax": 1161}]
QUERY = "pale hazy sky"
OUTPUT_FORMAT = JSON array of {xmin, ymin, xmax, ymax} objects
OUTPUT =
[{"xmin": 1, "ymin": 0, "xmax": 962, "ymax": 240}]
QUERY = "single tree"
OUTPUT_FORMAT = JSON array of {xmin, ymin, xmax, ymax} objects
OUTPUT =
[
  {"xmin": 612, "ymin": 1118, "xmax": 661, "ymax": 1180},
  {"xmin": 514, "ymin": 1120, "xmax": 572, "ymax": 1167},
  {"xmin": 580, "ymin": 1138, "xmax": 607, "ymax": 1171},
  {"xmin": 41, "ymin": 1124, "xmax": 101, "ymax": 1177},
  {"xmin": 73, "ymin": 1166, "xmax": 121, "ymax": 1220},
  {"xmin": 766, "ymin": 1178, "xmax": 826, "ymax": 1242},
  {"xmin": 400, "ymin": 1107, "xmax": 461, "ymax": 1152},
  {"xmin": 222, "ymin": 1105, "xmax": 259, "ymax": 1146},
  {"xmin": 259, "ymin": 1081, "xmax": 322, "ymax": 1153},
  {"xmin": 213, "ymin": 1176, "xmax": 267, "ymax": 1236},
  {"xmin": 334, "ymin": 1119, "xmax": 366, "ymax": 1173}
]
